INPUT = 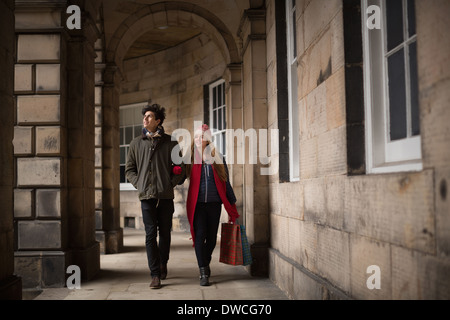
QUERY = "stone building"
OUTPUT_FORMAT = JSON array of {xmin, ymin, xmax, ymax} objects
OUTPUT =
[{"xmin": 0, "ymin": 0, "xmax": 449, "ymax": 300}]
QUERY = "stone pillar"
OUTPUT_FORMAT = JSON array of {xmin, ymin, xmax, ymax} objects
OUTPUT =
[
  {"xmin": 14, "ymin": 1, "xmax": 69, "ymax": 289},
  {"xmin": 13, "ymin": 1, "xmax": 100, "ymax": 287},
  {"xmin": 93, "ymin": 7, "xmax": 107, "ymax": 254},
  {"xmin": 238, "ymin": 8, "xmax": 269, "ymax": 276},
  {"xmin": 225, "ymin": 63, "xmax": 245, "ymax": 219},
  {"xmin": 65, "ymin": 6, "xmax": 101, "ymax": 280},
  {"xmin": 0, "ymin": 0, "xmax": 22, "ymax": 300},
  {"xmin": 101, "ymin": 64, "xmax": 123, "ymax": 254}
]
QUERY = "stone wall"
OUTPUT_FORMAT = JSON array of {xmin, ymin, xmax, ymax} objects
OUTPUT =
[
  {"xmin": 0, "ymin": 0, "xmax": 22, "ymax": 300},
  {"xmin": 13, "ymin": 2, "xmax": 101, "ymax": 289},
  {"xmin": 119, "ymin": 32, "xmax": 227, "ymax": 231},
  {"xmin": 267, "ymin": 0, "xmax": 450, "ymax": 300}
]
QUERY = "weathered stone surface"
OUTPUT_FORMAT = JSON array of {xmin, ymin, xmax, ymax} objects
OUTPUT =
[
  {"xmin": 344, "ymin": 170, "xmax": 435, "ymax": 254},
  {"xmin": 17, "ymin": 95, "xmax": 61, "ymax": 124},
  {"xmin": 36, "ymin": 189, "xmax": 61, "ymax": 218},
  {"xmin": 17, "ymin": 158, "xmax": 61, "ymax": 187},
  {"xmin": 13, "ymin": 126, "xmax": 33, "ymax": 155},
  {"xmin": 17, "ymin": 34, "xmax": 60, "ymax": 62},
  {"xmin": 36, "ymin": 126, "xmax": 61, "ymax": 155},
  {"xmin": 14, "ymin": 64, "xmax": 33, "ymax": 92},
  {"xmin": 316, "ymin": 225, "xmax": 351, "ymax": 293},
  {"xmin": 350, "ymin": 234, "xmax": 392, "ymax": 300},
  {"xmin": 36, "ymin": 64, "xmax": 60, "ymax": 92},
  {"xmin": 14, "ymin": 251, "xmax": 66, "ymax": 289},
  {"xmin": 14, "ymin": 189, "xmax": 34, "ymax": 218},
  {"xmin": 392, "ymin": 245, "xmax": 450, "ymax": 299},
  {"xmin": 435, "ymin": 167, "xmax": 450, "ymax": 257},
  {"xmin": 17, "ymin": 221, "xmax": 61, "ymax": 250}
]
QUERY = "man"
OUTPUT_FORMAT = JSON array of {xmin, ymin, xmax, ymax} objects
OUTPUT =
[{"xmin": 125, "ymin": 104, "xmax": 185, "ymax": 289}]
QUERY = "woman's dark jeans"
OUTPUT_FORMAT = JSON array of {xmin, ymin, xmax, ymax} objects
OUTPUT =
[{"xmin": 193, "ymin": 202, "xmax": 222, "ymax": 268}]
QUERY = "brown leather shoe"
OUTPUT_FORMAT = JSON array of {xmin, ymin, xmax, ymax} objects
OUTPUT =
[
  {"xmin": 160, "ymin": 264, "xmax": 167, "ymax": 280},
  {"xmin": 149, "ymin": 276, "xmax": 161, "ymax": 289}
]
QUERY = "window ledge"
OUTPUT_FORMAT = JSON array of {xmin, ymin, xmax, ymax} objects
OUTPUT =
[
  {"xmin": 368, "ymin": 160, "xmax": 423, "ymax": 174},
  {"xmin": 120, "ymin": 183, "xmax": 136, "ymax": 191}
]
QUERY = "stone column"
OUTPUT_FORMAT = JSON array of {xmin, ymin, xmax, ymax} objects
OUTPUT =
[
  {"xmin": 225, "ymin": 63, "xmax": 245, "ymax": 219},
  {"xmin": 0, "ymin": 0, "xmax": 22, "ymax": 299},
  {"xmin": 93, "ymin": 8, "xmax": 107, "ymax": 253},
  {"xmin": 65, "ymin": 6, "xmax": 101, "ymax": 280},
  {"xmin": 238, "ymin": 8, "xmax": 269, "ymax": 276},
  {"xmin": 13, "ymin": 1, "xmax": 100, "ymax": 287},
  {"xmin": 14, "ymin": 1, "xmax": 69, "ymax": 289},
  {"xmin": 101, "ymin": 64, "xmax": 123, "ymax": 254}
]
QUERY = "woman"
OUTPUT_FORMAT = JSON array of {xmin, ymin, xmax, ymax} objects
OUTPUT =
[{"xmin": 185, "ymin": 124, "xmax": 239, "ymax": 286}]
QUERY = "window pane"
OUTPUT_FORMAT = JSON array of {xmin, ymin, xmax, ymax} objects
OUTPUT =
[
  {"xmin": 213, "ymin": 109, "xmax": 217, "ymax": 131},
  {"xmin": 409, "ymin": 42, "xmax": 420, "ymax": 136},
  {"xmin": 217, "ymin": 135, "xmax": 222, "ymax": 155},
  {"xmin": 222, "ymin": 132, "xmax": 226, "ymax": 156},
  {"xmin": 292, "ymin": 11, "xmax": 297, "ymax": 59},
  {"xmin": 120, "ymin": 165, "xmax": 126, "ymax": 183},
  {"xmin": 120, "ymin": 146, "xmax": 126, "ymax": 165},
  {"xmin": 218, "ymin": 107, "xmax": 223, "ymax": 131},
  {"xmin": 223, "ymin": 106, "xmax": 227, "ymax": 129},
  {"xmin": 120, "ymin": 127, "xmax": 124, "ymax": 145},
  {"xmin": 388, "ymin": 48, "xmax": 407, "ymax": 141},
  {"xmin": 222, "ymin": 83, "xmax": 226, "ymax": 105},
  {"xmin": 134, "ymin": 125, "xmax": 142, "ymax": 138},
  {"xmin": 213, "ymin": 87, "xmax": 217, "ymax": 109},
  {"xmin": 125, "ymin": 126, "xmax": 133, "ymax": 144},
  {"xmin": 218, "ymin": 83, "xmax": 222, "ymax": 106},
  {"xmin": 386, "ymin": 0, "xmax": 404, "ymax": 51},
  {"xmin": 407, "ymin": 0, "xmax": 416, "ymax": 37}
]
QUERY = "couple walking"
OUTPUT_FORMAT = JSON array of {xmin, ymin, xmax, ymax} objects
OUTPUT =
[{"xmin": 125, "ymin": 104, "xmax": 239, "ymax": 289}]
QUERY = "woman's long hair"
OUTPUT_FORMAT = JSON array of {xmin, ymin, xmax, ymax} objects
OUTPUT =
[{"xmin": 186, "ymin": 140, "xmax": 228, "ymax": 182}]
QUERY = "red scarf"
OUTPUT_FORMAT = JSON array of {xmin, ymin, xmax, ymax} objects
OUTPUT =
[{"xmin": 186, "ymin": 164, "xmax": 240, "ymax": 246}]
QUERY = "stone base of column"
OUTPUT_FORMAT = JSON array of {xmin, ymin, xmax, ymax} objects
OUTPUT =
[
  {"xmin": 15, "ymin": 251, "xmax": 68, "ymax": 289},
  {"xmin": 249, "ymin": 244, "xmax": 269, "ymax": 277},
  {"xmin": 105, "ymin": 228, "xmax": 124, "ymax": 254},
  {"xmin": 95, "ymin": 230, "xmax": 106, "ymax": 254},
  {"xmin": 70, "ymin": 242, "xmax": 100, "ymax": 281},
  {"xmin": 0, "ymin": 275, "xmax": 22, "ymax": 300}
]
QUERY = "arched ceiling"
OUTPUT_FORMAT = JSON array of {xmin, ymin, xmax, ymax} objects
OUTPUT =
[
  {"xmin": 123, "ymin": 26, "xmax": 201, "ymax": 60},
  {"xmin": 102, "ymin": 0, "xmax": 249, "ymax": 64}
]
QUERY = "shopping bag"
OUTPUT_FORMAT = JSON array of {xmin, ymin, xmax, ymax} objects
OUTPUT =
[
  {"xmin": 219, "ymin": 222, "xmax": 243, "ymax": 265},
  {"xmin": 240, "ymin": 224, "xmax": 253, "ymax": 266}
]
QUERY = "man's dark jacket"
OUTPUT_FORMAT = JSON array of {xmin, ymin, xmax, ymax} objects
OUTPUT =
[{"xmin": 125, "ymin": 133, "xmax": 185, "ymax": 200}]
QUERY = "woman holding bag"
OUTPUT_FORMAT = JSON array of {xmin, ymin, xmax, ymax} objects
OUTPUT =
[{"xmin": 185, "ymin": 124, "xmax": 239, "ymax": 286}]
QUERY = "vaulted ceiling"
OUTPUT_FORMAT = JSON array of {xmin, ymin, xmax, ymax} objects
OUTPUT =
[
  {"xmin": 101, "ymin": 0, "xmax": 251, "ymax": 63},
  {"xmin": 123, "ymin": 26, "xmax": 201, "ymax": 60}
]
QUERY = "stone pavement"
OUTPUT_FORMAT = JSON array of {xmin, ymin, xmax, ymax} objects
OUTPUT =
[{"xmin": 31, "ymin": 228, "xmax": 290, "ymax": 300}]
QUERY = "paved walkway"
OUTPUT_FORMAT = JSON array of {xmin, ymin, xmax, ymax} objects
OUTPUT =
[{"xmin": 32, "ymin": 228, "xmax": 290, "ymax": 300}]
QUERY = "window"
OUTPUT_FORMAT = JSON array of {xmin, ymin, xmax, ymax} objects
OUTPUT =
[
  {"xmin": 119, "ymin": 102, "xmax": 146, "ymax": 189},
  {"xmin": 209, "ymin": 79, "xmax": 227, "ymax": 159},
  {"xmin": 362, "ymin": 0, "xmax": 421, "ymax": 174},
  {"xmin": 286, "ymin": 0, "xmax": 300, "ymax": 181}
]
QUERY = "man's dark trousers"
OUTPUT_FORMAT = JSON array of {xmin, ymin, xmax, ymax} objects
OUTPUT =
[{"xmin": 141, "ymin": 198, "xmax": 174, "ymax": 278}]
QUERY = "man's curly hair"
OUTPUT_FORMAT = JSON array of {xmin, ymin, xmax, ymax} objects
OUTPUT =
[{"xmin": 142, "ymin": 104, "xmax": 166, "ymax": 125}]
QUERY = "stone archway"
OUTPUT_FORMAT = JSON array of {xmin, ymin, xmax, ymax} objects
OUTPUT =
[
  {"xmin": 99, "ymin": 1, "xmax": 244, "ymax": 243},
  {"xmin": 106, "ymin": 1, "xmax": 241, "ymax": 71}
]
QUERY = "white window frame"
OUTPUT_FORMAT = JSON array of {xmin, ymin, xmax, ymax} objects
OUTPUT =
[
  {"xmin": 119, "ymin": 102, "xmax": 147, "ymax": 191},
  {"xmin": 286, "ymin": 0, "xmax": 300, "ymax": 181},
  {"xmin": 362, "ymin": 0, "xmax": 422, "ymax": 174},
  {"xmin": 209, "ymin": 79, "xmax": 227, "ymax": 159}
]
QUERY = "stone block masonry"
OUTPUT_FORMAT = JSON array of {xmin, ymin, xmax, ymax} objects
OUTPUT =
[
  {"xmin": 266, "ymin": 0, "xmax": 450, "ymax": 299},
  {"xmin": 13, "ymin": 1, "xmax": 101, "ymax": 289}
]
